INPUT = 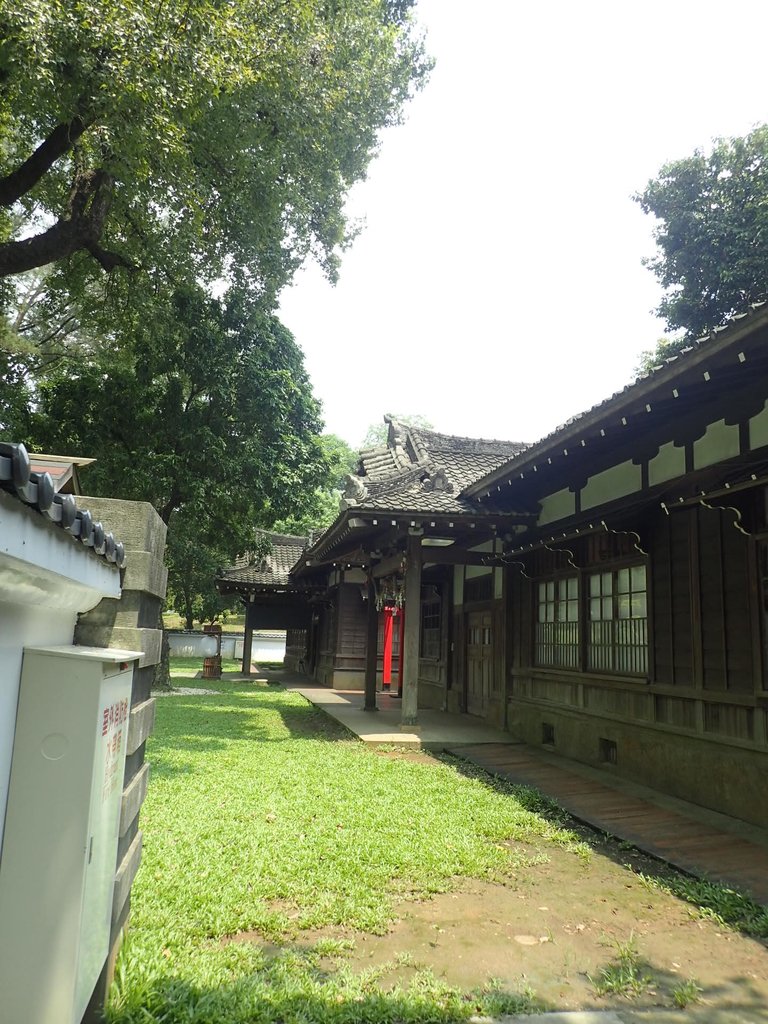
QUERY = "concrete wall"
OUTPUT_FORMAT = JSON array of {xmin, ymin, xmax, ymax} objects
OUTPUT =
[
  {"xmin": 74, "ymin": 498, "xmax": 167, "ymax": 1021},
  {"xmin": 168, "ymin": 631, "xmax": 286, "ymax": 661}
]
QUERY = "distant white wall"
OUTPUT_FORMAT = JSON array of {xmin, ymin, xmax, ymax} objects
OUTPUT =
[{"xmin": 168, "ymin": 631, "xmax": 286, "ymax": 662}]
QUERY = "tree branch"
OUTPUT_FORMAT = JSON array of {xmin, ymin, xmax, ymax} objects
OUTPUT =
[
  {"xmin": 0, "ymin": 168, "xmax": 136, "ymax": 278},
  {"xmin": 0, "ymin": 116, "xmax": 91, "ymax": 208}
]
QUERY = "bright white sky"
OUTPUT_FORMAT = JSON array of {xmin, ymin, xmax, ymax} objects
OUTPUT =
[{"xmin": 278, "ymin": 0, "xmax": 768, "ymax": 450}]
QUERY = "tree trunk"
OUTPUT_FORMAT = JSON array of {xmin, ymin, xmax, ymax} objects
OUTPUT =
[{"xmin": 153, "ymin": 608, "xmax": 172, "ymax": 690}]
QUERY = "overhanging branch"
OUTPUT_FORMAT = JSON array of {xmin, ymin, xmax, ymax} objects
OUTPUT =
[
  {"xmin": 0, "ymin": 167, "xmax": 135, "ymax": 277},
  {"xmin": 0, "ymin": 115, "xmax": 91, "ymax": 208}
]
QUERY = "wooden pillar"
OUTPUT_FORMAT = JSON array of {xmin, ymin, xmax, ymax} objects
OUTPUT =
[
  {"xmin": 396, "ymin": 607, "xmax": 405, "ymax": 697},
  {"xmin": 364, "ymin": 576, "xmax": 378, "ymax": 711},
  {"xmin": 241, "ymin": 601, "xmax": 254, "ymax": 675},
  {"xmin": 401, "ymin": 530, "xmax": 422, "ymax": 726}
]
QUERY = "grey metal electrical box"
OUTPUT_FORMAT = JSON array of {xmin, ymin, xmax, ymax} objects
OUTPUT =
[{"xmin": 0, "ymin": 645, "xmax": 141, "ymax": 1024}]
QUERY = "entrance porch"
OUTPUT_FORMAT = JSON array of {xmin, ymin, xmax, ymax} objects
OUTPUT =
[{"xmin": 280, "ymin": 675, "xmax": 513, "ymax": 749}]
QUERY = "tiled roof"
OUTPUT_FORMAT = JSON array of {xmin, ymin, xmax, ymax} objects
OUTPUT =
[
  {"xmin": 219, "ymin": 531, "xmax": 308, "ymax": 588},
  {"xmin": 29, "ymin": 453, "xmax": 94, "ymax": 494},
  {"xmin": 466, "ymin": 301, "xmax": 768, "ymax": 497},
  {"xmin": 349, "ymin": 418, "xmax": 529, "ymax": 515},
  {"xmin": 0, "ymin": 442, "xmax": 126, "ymax": 567},
  {"xmin": 357, "ymin": 444, "xmax": 408, "ymax": 481},
  {"xmin": 356, "ymin": 483, "xmax": 485, "ymax": 515}
]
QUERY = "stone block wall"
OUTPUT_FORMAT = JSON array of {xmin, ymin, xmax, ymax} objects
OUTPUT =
[{"xmin": 74, "ymin": 498, "xmax": 167, "ymax": 1021}]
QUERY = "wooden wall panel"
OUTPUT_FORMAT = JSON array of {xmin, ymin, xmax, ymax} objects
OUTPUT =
[
  {"xmin": 721, "ymin": 520, "xmax": 755, "ymax": 693},
  {"xmin": 452, "ymin": 610, "xmax": 465, "ymax": 707},
  {"xmin": 670, "ymin": 512, "xmax": 694, "ymax": 686},
  {"xmin": 697, "ymin": 508, "xmax": 754, "ymax": 693},
  {"xmin": 492, "ymin": 603, "xmax": 505, "ymax": 697},
  {"xmin": 698, "ymin": 509, "xmax": 727, "ymax": 690},
  {"xmin": 650, "ymin": 511, "xmax": 694, "ymax": 686}
]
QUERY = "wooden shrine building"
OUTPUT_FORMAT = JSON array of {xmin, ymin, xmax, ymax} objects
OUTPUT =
[{"xmin": 218, "ymin": 304, "xmax": 768, "ymax": 829}]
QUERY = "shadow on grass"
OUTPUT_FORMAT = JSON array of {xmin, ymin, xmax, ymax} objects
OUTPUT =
[
  {"xmin": 441, "ymin": 751, "xmax": 768, "ymax": 943},
  {"xmin": 107, "ymin": 937, "xmax": 768, "ymax": 1024},
  {"xmin": 582, "ymin": 949, "xmax": 768, "ymax": 1017},
  {"xmin": 108, "ymin": 946, "xmax": 540, "ymax": 1024}
]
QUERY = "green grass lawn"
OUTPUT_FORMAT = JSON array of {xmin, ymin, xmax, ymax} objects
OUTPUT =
[{"xmin": 108, "ymin": 676, "xmax": 589, "ymax": 1023}]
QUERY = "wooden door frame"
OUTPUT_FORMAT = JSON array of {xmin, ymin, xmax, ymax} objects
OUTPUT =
[{"xmin": 464, "ymin": 601, "xmax": 495, "ymax": 717}]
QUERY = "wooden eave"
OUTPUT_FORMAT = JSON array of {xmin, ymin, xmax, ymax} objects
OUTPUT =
[
  {"xmin": 465, "ymin": 304, "xmax": 768, "ymax": 500},
  {"xmin": 501, "ymin": 447, "xmax": 768, "ymax": 561},
  {"xmin": 294, "ymin": 506, "xmax": 535, "ymax": 575},
  {"xmin": 215, "ymin": 576, "xmax": 324, "ymax": 598}
]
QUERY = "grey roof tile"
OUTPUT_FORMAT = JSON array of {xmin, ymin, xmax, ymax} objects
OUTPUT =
[
  {"xmin": 220, "ymin": 531, "xmax": 308, "ymax": 587},
  {"xmin": 0, "ymin": 442, "xmax": 126, "ymax": 568},
  {"xmin": 349, "ymin": 420, "xmax": 528, "ymax": 514}
]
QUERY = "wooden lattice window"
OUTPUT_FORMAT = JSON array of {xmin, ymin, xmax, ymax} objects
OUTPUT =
[
  {"xmin": 535, "ymin": 576, "xmax": 579, "ymax": 668},
  {"xmin": 464, "ymin": 574, "xmax": 494, "ymax": 604},
  {"xmin": 587, "ymin": 566, "xmax": 648, "ymax": 675},
  {"xmin": 420, "ymin": 593, "xmax": 442, "ymax": 659}
]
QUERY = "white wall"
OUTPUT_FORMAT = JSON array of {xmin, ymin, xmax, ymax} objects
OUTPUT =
[{"xmin": 168, "ymin": 631, "xmax": 286, "ymax": 662}]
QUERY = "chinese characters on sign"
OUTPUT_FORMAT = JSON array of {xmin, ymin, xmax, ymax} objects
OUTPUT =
[{"xmin": 101, "ymin": 698, "xmax": 128, "ymax": 804}]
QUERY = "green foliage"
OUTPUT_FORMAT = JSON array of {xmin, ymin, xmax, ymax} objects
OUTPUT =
[
  {"xmin": 0, "ymin": 0, "xmax": 431, "ymax": 289},
  {"xmin": 105, "ymin": 680, "xmax": 590, "ymax": 1022},
  {"xmin": 0, "ymin": 0, "xmax": 432, "ymax": 625},
  {"xmin": 15, "ymin": 283, "xmax": 330, "ymax": 622},
  {"xmin": 0, "ymin": 345, "xmax": 33, "ymax": 437},
  {"xmin": 270, "ymin": 433, "xmax": 357, "ymax": 535},
  {"xmin": 636, "ymin": 125, "xmax": 768, "ymax": 338},
  {"xmin": 165, "ymin": 515, "xmax": 241, "ymax": 629},
  {"xmin": 27, "ymin": 285, "xmax": 328, "ymax": 520},
  {"xmin": 637, "ymin": 871, "xmax": 768, "ymax": 939},
  {"xmin": 633, "ymin": 336, "xmax": 685, "ymax": 378},
  {"xmin": 589, "ymin": 934, "xmax": 651, "ymax": 999},
  {"xmin": 672, "ymin": 978, "xmax": 702, "ymax": 1009},
  {"xmin": 321, "ymin": 434, "xmax": 358, "ymax": 490},
  {"xmin": 361, "ymin": 413, "xmax": 433, "ymax": 449}
]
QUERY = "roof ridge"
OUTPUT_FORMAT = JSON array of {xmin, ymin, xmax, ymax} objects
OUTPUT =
[
  {"xmin": 365, "ymin": 465, "xmax": 429, "ymax": 496},
  {"xmin": 464, "ymin": 299, "xmax": 768, "ymax": 496},
  {"xmin": 1, "ymin": 442, "xmax": 127, "ymax": 568},
  {"xmin": 409, "ymin": 426, "xmax": 528, "ymax": 450},
  {"xmin": 256, "ymin": 531, "xmax": 309, "ymax": 546}
]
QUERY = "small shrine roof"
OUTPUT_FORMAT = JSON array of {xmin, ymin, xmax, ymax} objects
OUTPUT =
[{"xmin": 218, "ymin": 532, "xmax": 309, "ymax": 588}]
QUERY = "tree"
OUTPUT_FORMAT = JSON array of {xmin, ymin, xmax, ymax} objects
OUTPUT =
[
  {"xmin": 164, "ymin": 512, "xmax": 260, "ymax": 630},
  {"xmin": 635, "ymin": 125, "xmax": 768, "ymax": 340},
  {"xmin": 633, "ymin": 337, "xmax": 680, "ymax": 379},
  {"xmin": 22, "ymin": 285, "xmax": 331, "ymax": 626},
  {"xmin": 270, "ymin": 433, "xmax": 357, "ymax": 536},
  {"xmin": 361, "ymin": 413, "xmax": 433, "ymax": 448},
  {"xmin": 0, "ymin": 0, "xmax": 430, "ymax": 295}
]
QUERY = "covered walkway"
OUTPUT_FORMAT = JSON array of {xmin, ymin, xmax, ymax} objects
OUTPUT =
[
  {"xmin": 281, "ymin": 676, "xmax": 513, "ymax": 748},
  {"xmin": 271, "ymin": 670, "xmax": 768, "ymax": 906}
]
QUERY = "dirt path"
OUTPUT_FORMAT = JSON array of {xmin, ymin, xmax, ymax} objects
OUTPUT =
[
  {"xmin": 231, "ymin": 749, "xmax": 768, "ymax": 1017},
  {"xmin": 298, "ymin": 834, "xmax": 768, "ymax": 1016},
  {"xmin": 359, "ymin": 854, "xmax": 764, "ymax": 1005},
  {"xmin": 327, "ymin": 750, "xmax": 767, "ymax": 1016}
]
